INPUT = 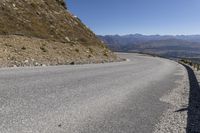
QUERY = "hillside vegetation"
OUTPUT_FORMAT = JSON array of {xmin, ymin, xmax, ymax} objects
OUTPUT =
[{"xmin": 0, "ymin": 0, "xmax": 118, "ymax": 67}]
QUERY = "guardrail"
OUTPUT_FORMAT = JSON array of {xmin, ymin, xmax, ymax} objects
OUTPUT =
[{"xmin": 179, "ymin": 59, "xmax": 200, "ymax": 71}]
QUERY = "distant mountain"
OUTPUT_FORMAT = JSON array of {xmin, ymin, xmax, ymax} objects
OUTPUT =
[
  {"xmin": 98, "ymin": 34, "xmax": 200, "ymax": 58},
  {"xmin": 175, "ymin": 35, "xmax": 200, "ymax": 42}
]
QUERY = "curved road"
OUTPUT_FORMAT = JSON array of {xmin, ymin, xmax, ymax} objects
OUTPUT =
[{"xmin": 0, "ymin": 53, "xmax": 184, "ymax": 133}]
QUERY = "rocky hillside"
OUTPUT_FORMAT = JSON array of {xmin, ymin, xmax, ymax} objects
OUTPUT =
[{"xmin": 0, "ymin": 0, "xmax": 119, "ymax": 67}]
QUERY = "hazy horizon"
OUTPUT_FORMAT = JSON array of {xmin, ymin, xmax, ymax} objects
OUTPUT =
[{"xmin": 98, "ymin": 33, "xmax": 200, "ymax": 36}]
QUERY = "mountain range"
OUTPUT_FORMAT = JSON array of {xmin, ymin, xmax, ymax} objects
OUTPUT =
[{"xmin": 98, "ymin": 34, "xmax": 200, "ymax": 58}]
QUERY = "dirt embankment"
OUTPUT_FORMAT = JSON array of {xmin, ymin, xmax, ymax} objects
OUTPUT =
[{"xmin": 0, "ymin": 0, "xmax": 120, "ymax": 67}]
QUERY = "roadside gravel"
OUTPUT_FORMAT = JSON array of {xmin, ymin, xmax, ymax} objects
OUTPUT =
[
  {"xmin": 154, "ymin": 63, "xmax": 200, "ymax": 133},
  {"xmin": 154, "ymin": 63, "xmax": 189, "ymax": 133}
]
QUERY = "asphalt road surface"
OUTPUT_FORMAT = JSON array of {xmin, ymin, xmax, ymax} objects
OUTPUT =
[{"xmin": 0, "ymin": 53, "xmax": 184, "ymax": 133}]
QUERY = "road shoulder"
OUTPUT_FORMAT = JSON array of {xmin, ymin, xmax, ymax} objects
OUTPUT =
[{"xmin": 154, "ymin": 63, "xmax": 189, "ymax": 133}]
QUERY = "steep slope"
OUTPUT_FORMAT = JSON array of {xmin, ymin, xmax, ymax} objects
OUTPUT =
[{"xmin": 0, "ymin": 0, "xmax": 118, "ymax": 67}]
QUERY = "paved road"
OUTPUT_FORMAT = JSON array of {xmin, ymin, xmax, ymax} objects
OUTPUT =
[{"xmin": 0, "ymin": 53, "xmax": 184, "ymax": 133}]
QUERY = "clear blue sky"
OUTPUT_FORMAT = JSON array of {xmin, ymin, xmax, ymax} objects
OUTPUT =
[{"xmin": 66, "ymin": 0, "xmax": 200, "ymax": 35}]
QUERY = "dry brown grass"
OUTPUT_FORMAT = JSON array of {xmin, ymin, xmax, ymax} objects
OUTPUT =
[
  {"xmin": 0, "ymin": 0, "xmax": 119, "ymax": 67},
  {"xmin": 0, "ymin": 0, "xmax": 97, "ymax": 43}
]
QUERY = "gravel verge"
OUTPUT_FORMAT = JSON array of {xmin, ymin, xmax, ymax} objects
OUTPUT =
[
  {"xmin": 153, "ymin": 63, "xmax": 189, "ymax": 133},
  {"xmin": 154, "ymin": 63, "xmax": 200, "ymax": 133}
]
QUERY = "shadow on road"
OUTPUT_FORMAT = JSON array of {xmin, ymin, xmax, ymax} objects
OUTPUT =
[{"xmin": 181, "ymin": 64, "xmax": 200, "ymax": 133}]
